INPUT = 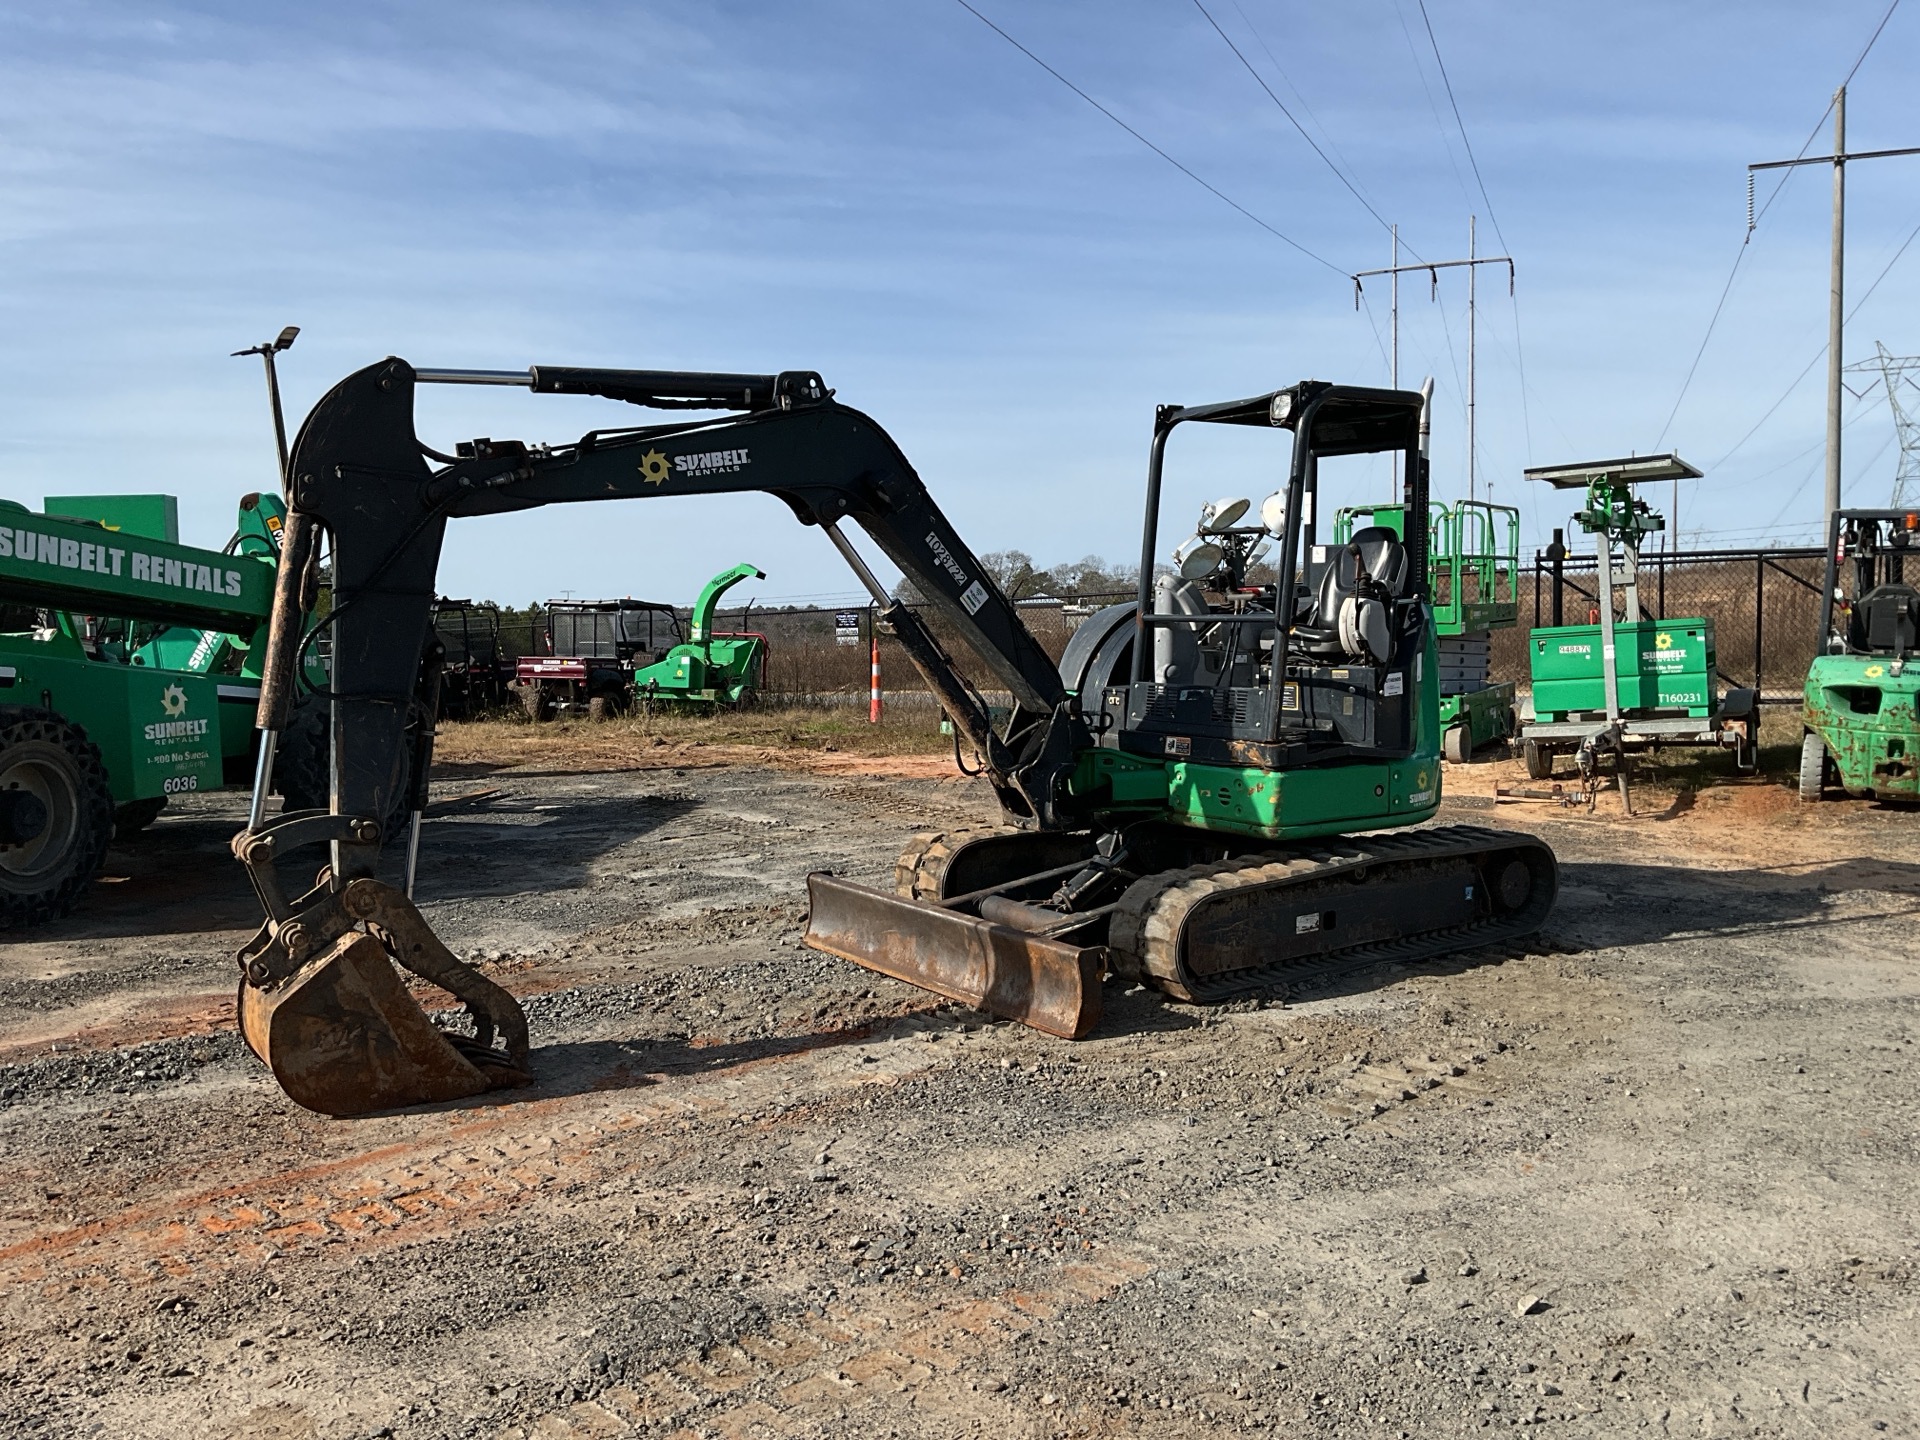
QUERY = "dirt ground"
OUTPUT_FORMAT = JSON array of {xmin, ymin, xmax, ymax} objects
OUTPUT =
[{"xmin": 3, "ymin": 730, "xmax": 1918, "ymax": 1440}]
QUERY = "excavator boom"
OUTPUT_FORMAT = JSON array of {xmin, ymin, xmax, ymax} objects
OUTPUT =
[{"xmin": 236, "ymin": 358, "xmax": 1092, "ymax": 1115}]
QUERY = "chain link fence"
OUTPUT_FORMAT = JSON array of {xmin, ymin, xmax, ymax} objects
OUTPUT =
[
  {"xmin": 470, "ymin": 546, "xmax": 1828, "ymax": 710},
  {"xmin": 1505, "ymin": 546, "xmax": 1825, "ymax": 703}
]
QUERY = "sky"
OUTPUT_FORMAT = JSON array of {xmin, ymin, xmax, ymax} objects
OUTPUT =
[{"xmin": 3, "ymin": 0, "xmax": 1918, "ymax": 608}]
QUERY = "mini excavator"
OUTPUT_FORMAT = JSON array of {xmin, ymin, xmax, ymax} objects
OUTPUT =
[{"xmin": 234, "ymin": 359, "xmax": 1556, "ymax": 1116}]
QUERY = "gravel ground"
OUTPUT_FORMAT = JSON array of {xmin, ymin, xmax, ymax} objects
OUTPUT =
[{"xmin": 1, "ymin": 750, "xmax": 1916, "ymax": 1439}]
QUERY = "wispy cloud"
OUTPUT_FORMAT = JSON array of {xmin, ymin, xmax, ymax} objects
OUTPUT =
[{"xmin": 0, "ymin": 0, "xmax": 1915, "ymax": 600}]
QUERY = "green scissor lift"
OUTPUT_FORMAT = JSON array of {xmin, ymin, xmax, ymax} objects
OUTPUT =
[
  {"xmin": 1335, "ymin": 498, "xmax": 1521, "ymax": 763},
  {"xmin": 1518, "ymin": 455, "xmax": 1756, "ymax": 783}
]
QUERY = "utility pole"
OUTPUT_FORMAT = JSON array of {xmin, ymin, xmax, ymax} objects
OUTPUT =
[
  {"xmin": 1468, "ymin": 216, "xmax": 1478, "ymax": 502},
  {"xmin": 1389, "ymin": 224, "xmax": 1399, "ymax": 389},
  {"xmin": 1830, "ymin": 90, "xmax": 1844, "ymax": 523},
  {"xmin": 1750, "ymin": 85, "xmax": 1920, "ymax": 520},
  {"xmin": 1353, "ymin": 229, "xmax": 1513, "ymax": 502}
]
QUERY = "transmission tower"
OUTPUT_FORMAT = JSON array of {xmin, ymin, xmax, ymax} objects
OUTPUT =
[{"xmin": 1844, "ymin": 340, "xmax": 1920, "ymax": 507}]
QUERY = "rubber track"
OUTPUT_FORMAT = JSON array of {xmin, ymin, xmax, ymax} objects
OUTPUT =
[
  {"xmin": 1108, "ymin": 824, "xmax": 1556, "ymax": 1003},
  {"xmin": 892, "ymin": 827, "xmax": 1021, "ymax": 901}
]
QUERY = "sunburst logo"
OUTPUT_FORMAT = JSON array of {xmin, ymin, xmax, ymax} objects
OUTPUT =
[
  {"xmin": 161, "ymin": 684, "xmax": 188, "ymax": 717},
  {"xmin": 1654, "ymin": 632, "xmax": 1673, "ymax": 650},
  {"xmin": 639, "ymin": 450, "xmax": 671, "ymax": 486}
]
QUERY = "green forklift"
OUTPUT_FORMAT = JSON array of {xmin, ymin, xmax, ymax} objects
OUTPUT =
[
  {"xmin": 1337, "ymin": 498, "xmax": 1521, "ymax": 763},
  {"xmin": 1799, "ymin": 508, "xmax": 1919, "ymax": 800},
  {"xmin": 1518, "ymin": 455, "xmax": 1757, "ymax": 785}
]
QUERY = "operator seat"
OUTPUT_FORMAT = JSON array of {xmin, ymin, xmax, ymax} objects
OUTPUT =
[
  {"xmin": 1293, "ymin": 527, "xmax": 1409, "ymax": 664},
  {"xmin": 1854, "ymin": 583, "xmax": 1920, "ymax": 655}
]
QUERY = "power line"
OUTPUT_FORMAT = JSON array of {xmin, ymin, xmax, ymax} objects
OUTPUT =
[
  {"xmin": 1404, "ymin": 2, "xmax": 1553, "ymax": 466},
  {"xmin": 1706, "ymin": 209, "xmax": 1920, "ymax": 470},
  {"xmin": 1355, "ymin": 290, "xmax": 1394, "ymax": 375},
  {"xmin": 1190, "ymin": 0, "xmax": 1397, "ymax": 238},
  {"xmin": 1227, "ymin": 0, "xmax": 1381, "ymax": 218},
  {"xmin": 1654, "ymin": 249, "xmax": 1755, "ymax": 449},
  {"xmin": 1656, "ymin": 0, "xmax": 1903, "ymax": 446},
  {"xmin": 951, "ymin": 0, "xmax": 1346, "ymax": 276},
  {"xmin": 1412, "ymin": 0, "xmax": 1507, "ymax": 255},
  {"xmin": 1391, "ymin": 2, "xmax": 1474, "ymax": 216}
]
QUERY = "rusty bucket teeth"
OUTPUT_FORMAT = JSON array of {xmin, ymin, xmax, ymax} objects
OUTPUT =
[
  {"xmin": 239, "ymin": 930, "xmax": 530, "ymax": 1118},
  {"xmin": 803, "ymin": 872, "xmax": 1103, "ymax": 1040}
]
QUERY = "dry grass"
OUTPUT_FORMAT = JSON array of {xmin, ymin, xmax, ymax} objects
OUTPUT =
[{"xmin": 433, "ymin": 703, "xmax": 957, "ymax": 779}]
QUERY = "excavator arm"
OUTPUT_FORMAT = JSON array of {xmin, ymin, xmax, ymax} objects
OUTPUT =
[{"xmin": 233, "ymin": 357, "xmax": 1090, "ymax": 1116}]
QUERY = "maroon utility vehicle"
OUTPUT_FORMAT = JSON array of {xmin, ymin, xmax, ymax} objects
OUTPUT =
[{"xmin": 515, "ymin": 598, "xmax": 681, "ymax": 720}]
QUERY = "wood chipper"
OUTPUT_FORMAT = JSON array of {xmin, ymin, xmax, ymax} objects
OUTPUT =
[
  {"xmin": 631, "ymin": 562, "xmax": 769, "ymax": 708},
  {"xmin": 230, "ymin": 358, "xmax": 1556, "ymax": 1117}
]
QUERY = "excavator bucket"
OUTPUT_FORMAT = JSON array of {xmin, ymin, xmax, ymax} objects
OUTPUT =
[
  {"xmin": 803, "ymin": 873, "xmax": 1104, "ymax": 1040},
  {"xmin": 238, "ymin": 930, "xmax": 529, "ymax": 1118}
]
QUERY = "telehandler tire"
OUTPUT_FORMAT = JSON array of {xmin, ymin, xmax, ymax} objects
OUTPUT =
[
  {"xmin": 0, "ymin": 706, "xmax": 114, "ymax": 929},
  {"xmin": 1797, "ymin": 733, "xmax": 1828, "ymax": 802}
]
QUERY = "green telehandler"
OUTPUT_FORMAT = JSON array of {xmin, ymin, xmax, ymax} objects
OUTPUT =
[
  {"xmin": 225, "ymin": 358, "xmax": 1557, "ymax": 1117},
  {"xmin": 1799, "ymin": 508, "xmax": 1919, "ymax": 800},
  {"xmin": 0, "ymin": 491, "xmax": 324, "ymax": 925}
]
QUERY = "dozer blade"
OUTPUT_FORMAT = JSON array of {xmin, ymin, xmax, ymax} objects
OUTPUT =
[
  {"xmin": 239, "ymin": 930, "xmax": 528, "ymax": 1118},
  {"xmin": 804, "ymin": 873, "xmax": 1103, "ymax": 1040}
]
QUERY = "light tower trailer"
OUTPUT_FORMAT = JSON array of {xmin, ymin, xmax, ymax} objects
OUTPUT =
[{"xmin": 1518, "ymin": 455, "xmax": 1758, "ymax": 789}]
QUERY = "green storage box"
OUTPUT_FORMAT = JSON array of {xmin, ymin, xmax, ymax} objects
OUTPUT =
[
  {"xmin": 1529, "ymin": 618, "xmax": 1715, "ymax": 720},
  {"xmin": 42, "ymin": 494, "xmax": 180, "ymax": 543}
]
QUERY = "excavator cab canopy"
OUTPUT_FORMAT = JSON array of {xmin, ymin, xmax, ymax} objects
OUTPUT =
[
  {"xmin": 1166, "ymin": 382, "xmax": 1424, "ymax": 457},
  {"xmin": 1104, "ymin": 381, "xmax": 1433, "ymax": 770}
]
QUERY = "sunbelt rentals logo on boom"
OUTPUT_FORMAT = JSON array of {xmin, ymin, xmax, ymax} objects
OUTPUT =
[{"xmin": 0, "ymin": 522, "xmax": 249, "ymax": 597}]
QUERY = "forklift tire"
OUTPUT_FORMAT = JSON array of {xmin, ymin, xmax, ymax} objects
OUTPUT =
[
  {"xmin": 1443, "ymin": 724, "xmax": 1470, "ymax": 765},
  {"xmin": 1797, "ymin": 733, "xmax": 1828, "ymax": 802},
  {"xmin": 1523, "ymin": 739, "xmax": 1554, "ymax": 781},
  {"xmin": 0, "ymin": 706, "xmax": 115, "ymax": 930},
  {"xmin": 112, "ymin": 796, "xmax": 168, "ymax": 841}
]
